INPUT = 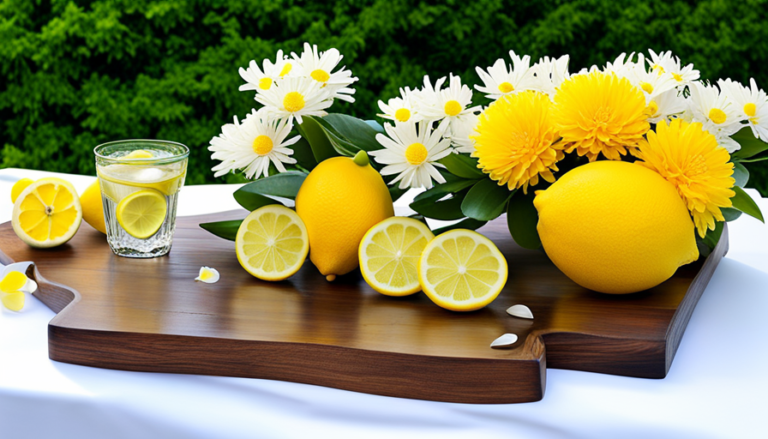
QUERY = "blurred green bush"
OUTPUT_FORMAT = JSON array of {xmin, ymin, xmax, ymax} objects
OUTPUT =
[{"xmin": 1, "ymin": 0, "xmax": 767, "ymax": 191}]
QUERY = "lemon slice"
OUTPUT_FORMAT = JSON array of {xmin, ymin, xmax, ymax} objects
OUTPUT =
[
  {"xmin": 359, "ymin": 217, "xmax": 434, "ymax": 296},
  {"xmin": 116, "ymin": 189, "xmax": 167, "ymax": 239},
  {"xmin": 418, "ymin": 229, "xmax": 508, "ymax": 312},
  {"xmin": 11, "ymin": 178, "xmax": 82, "ymax": 248},
  {"xmin": 10, "ymin": 178, "xmax": 33, "ymax": 203},
  {"xmin": 236, "ymin": 205, "xmax": 309, "ymax": 281},
  {"xmin": 124, "ymin": 149, "xmax": 154, "ymax": 159}
]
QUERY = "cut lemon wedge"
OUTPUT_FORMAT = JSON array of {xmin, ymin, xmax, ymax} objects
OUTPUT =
[
  {"xmin": 11, "ymin": 178, "xmax": 82, "ymax": 248},
  {"xmin": 359, "ymin": 217, "xmax": 434, "ymax": 296},
  {"xmin": 116, "ymin": 189, "xmax": 167, "ymax": 239},
  {"xmin": 418, "ymin": 229, "xmax": 508, "ymax": 312},
  {"xmin": 236, "ymin": 205, "xmax": 309, "ymax": 281}
]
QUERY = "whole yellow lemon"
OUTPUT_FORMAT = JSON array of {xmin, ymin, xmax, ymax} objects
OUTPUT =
[
  {"xmin": 534, "ymin": 161, "xmax": 699, "ymax": 294},
  {"xmin": 296, "ymin": 152, "xmax": 394, "ymax": 281},
  {"xmin": 80, "ymin": 180, "xmax": 107, "ymax": 234}
]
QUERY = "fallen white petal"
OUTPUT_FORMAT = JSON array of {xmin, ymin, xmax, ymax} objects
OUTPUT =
[
  {"xmin": 490, "ymin": 333, "xmax": 518, "ymax": 348},
  {"xmin": 507, "ymin": 304, "xmax": 534, "ymax": 320},
  {"xmin": 195, "ymin": 267, "xmax": 220, "ymax": 284},
  {"xmin": 20, "ymin": 278, "xmax": 38, "ymax": 293}
]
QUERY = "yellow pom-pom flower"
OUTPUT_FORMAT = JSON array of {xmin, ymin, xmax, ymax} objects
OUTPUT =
[
  {"xmin": 553, "ymin": 71, "xmax": 650, "ymax": 161},
  {"xmin": 471, "ymin": 91, "xmax": 563, "ymax": 193},
  {"xmin": 636, "ymin": 118, "xmax": 735, "ymax": 237}
]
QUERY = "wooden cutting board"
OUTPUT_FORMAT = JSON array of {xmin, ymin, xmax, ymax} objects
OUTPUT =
[{"xmin": 0, "ymin": 212, "xmax": 728, "ymax": 404}]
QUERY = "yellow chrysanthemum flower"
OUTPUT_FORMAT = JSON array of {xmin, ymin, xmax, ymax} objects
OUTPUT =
[
  {"xmin": 636, "ymin": 118, "xmax": 735, "ymax": 237},
  {"xmin": 553, "ymin": 71, "xmax": 650, "ymax": 161},
  {"xmin": 472, "ymin": 91, "xmax": 563, "ymax": 193}
]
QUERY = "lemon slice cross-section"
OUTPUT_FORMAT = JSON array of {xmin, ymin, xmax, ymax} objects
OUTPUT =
[
  {"xmin": 11, "ymin": 177, "xmax": 83, "ymax": 248},
  {"xmin": 236, "ymin": 205, "xmax": 309, "ymax": 281},
  {"xmin": 359, "ymin": 217, "xmax": 434, "ymax": 296},
  {"xmin": 116, "ymin": 189, "xmax": 168, "ymax": 239},
  {"xmin": 418, "ymin": 229, "xmax": 508, "ymax": 312}
]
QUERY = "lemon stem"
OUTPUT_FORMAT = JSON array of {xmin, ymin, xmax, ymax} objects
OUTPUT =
[
  {"xmin": 353, "ymin": 151, "xmax": 369, "ymax": 167},
  {"xmin": 326, "ymin": 274, "xmax": 337, "ymax": 282}
]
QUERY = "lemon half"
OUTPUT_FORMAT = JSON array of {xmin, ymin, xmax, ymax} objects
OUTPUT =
[
  {"xmin": 236, "ymin": 205, "xmax": 309, "ymax": 281},
  {"xmin": 11, "ymin": 178, "xmax": 83, "ymax": 248},
  {"xmin": 359, "ymin": 217, "xmax": 434, "ymax": 296},
  {"xmin": 116, "ymin": 189, "xmax": 167, "ymax": 239},
  {"xmin": 418, "ymin": 229, "xmax": 508, "ymax": 312}
]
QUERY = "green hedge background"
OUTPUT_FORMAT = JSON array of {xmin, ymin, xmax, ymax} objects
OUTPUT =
[{"xmin": 2, "ymin": 0, "xmax": 768, "ymax": 192}]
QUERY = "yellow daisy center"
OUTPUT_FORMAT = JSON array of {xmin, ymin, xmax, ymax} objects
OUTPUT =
[
  {"xmin": 283, "ymin": 91, "xmax": 305, "ymax": 113},
  {"xmin": 252, "ymin": 135, "xmax": 274, "ymax": 155},
  {"xmin": 311, "ymin": 69, "xmax": 330, "ymax": 83},
  {"xmin": 498, "ymin": 82, "xmax": 515, "ymax": 93},
  {"xmin": 647, "ymin": 101, "xmax": 659, "ymax": 116},
  {"xmin": 640, "ymin": 81, "xmax": 654, "ymax": 94},
  {"xmin": 405, "ymin": 143, "xmax": 428, "ymax": 165},
  {"xmin": 652, "ymin": 64, "xmax": 665, "ymax": 74},
  {"xmin": 279, "ymin": 63, "xmax": 292, "ymax": 77},
  {"xmin": 708, "ymin": 108, "xmax": 727, "ymax": 124},
  {"xmin": 672, "ymin": 72, "xmax": 683, "ymax": 82},
  {"xmin": 744, "ymin": 102, "xmax": 757, "ymax": 117},
  {"xmin": 258, "ymin": 77, "xmax": 272, "ymax": 90},
  {"xmin": 444, "ymin": 100, "xmax": 463, "ymax": 117},
  {"xmin": 395, "ymin": 108, "xmax": 411, "ymax": 122}
]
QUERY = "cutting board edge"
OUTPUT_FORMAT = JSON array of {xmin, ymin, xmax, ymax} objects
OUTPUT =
[{"xmin": 47, "ymin": 323, "xmax": 547, "ymax": 404}]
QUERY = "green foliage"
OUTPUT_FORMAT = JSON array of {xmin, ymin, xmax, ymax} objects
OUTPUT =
[{"xmin": 1, "ymin": 0, "xmax": 768, "ymax": 193}]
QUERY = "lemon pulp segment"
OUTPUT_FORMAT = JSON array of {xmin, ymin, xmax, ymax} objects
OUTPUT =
[
  {"xmin": 116, "ymin": 189, "xmax": 167, "ymax": 239},
  {"xmin": 418, "ymin": 229, "xmax": 508, "ymax": 312},
  {"xmin": 11, "ymin": 178, "xmax": 82, "ymax": 248},
  {"xmin": 236, "ymin": 205, "xmax": 309, "ymax": 281},
  {"xmin": 359, "ymin": 217, "xmax": 434, "ymax": 296}
]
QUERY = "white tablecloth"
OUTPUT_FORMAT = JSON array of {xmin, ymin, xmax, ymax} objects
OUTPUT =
[{"xmin": 1, "ymin": 167, "xmax": 767, "ymax": 439}]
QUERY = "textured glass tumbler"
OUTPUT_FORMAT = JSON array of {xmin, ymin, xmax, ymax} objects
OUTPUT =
[{"xmin": 94, "ymin": 140, "xmax": 189, "ymax": 258}]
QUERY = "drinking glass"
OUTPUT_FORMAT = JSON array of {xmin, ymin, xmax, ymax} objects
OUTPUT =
[{"xmin": 94, "ymin": 140, "xmax": 189, "ymax": 258}]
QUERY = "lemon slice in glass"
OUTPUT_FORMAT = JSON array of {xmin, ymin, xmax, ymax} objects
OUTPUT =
[
  {"xmin": 11, "ymin": 178, "xmax": 82, "ymax": 248},
  {"xmin": 359, "ymin": 217, "xmax": 434, "ymax": 296},
  {"xmin": 236, "ymin": 205, "xmax": 309, "ymax": 281},
  {"xmin": 418, "ymin": 229, "xmax": 508, "ymax": 312},
  {"xmin": 116, "ymin": 189, "xmax": 167, "ymax": 239}
]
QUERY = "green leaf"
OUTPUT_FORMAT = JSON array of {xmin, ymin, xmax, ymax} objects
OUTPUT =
[
  {"xmin": 322, "ymin": 113, "xmax": 383, "ymax": 152},
  {"xmin": 199, "ymin": 220, "xmax": 242, "ymax": 241},
  {"xmin": 439, "ymin": 153, "xmax": 484, "ymax": 179},
  {"xmin": 233, "ymin": 171, "xmax": 307, "ymax": 211},
  {"xmin": 311, "ymin": 116, "xmax": 361, "ymax": 156},
  {"xmin": 410, "ymin": 179, "xmax": 477, "ymax": 220},
  {"xmin": 732, "ymin": 161, "xmax": 749, "ymax": 187},
  {"xmin": 721, "ymin": 207, "xmax": 742, "ymax": 222},
  {"xmin": 290, "ymin": 136, "xmax": 318, "ymax": 171},
  {"xmin": 730, "ymin": 186, "xmax": 765, "ymax": 222},
  {"xmin": 506, "ymin": 191, "xmax": 541, "ymax": 250},
  {"xmin": 731, "ymin": 128, "xmax": 768, "ymax": 160},
  {"xmin": 701, "ymin": 220, "xmax": 725, "ymax": 251},
  {"xmin": 460, "ymin": 178, "xmax": 514, "ymax": 221},
  {"xmin": 297, "ymin": 116, "xmax": 337, "ymax": 163},
  {"xmin": 365, "ymin": 120, "xmax": 385, "ymax": 134},
  {"xmin": 432, "ymin": 218, "xmax": 487, "ymax": 235}
]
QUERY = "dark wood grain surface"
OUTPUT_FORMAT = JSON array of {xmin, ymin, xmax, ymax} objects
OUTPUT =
[{"xmin": 0, "ymin": 211, "xmax": 728, "ymax": 404}]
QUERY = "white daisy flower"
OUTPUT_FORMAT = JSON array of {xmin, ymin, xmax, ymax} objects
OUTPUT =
[
  {"xmin": 254, "ymin": 76, "xmax": 333, "ymax": 124},
  {"xmin": 646, "ymin": 88, "xmax": 687, "ymax": 124},
  {"xmin": 416, "ymin": 74, "xmax": 482, "ymax": 135},
  {"xmin": 446, "ymin": 113, "xmax": 480, "ymax": 154},
  {"xmin": 378, "ymin": 87, "xmax": 422, "ymax": 123},
  {"xmin": 689, "ymin": 82, "xmax": 745, "ymax": 152},
  {"xmin": 370, "ymin": 119, "xmax": 453, "ymax": 190},
  {"xmin": 530, "ymin": 54, "xmax": 570, "ymax": 97},
  {"xmin": 603, "ymin": 52, "xmax": 643, "ymax": 79},
  {"xmin": 291, "ymin": 43, "xmax": 358, "ymax": 103},
  {"xmin": 209, "ymin": 109, "xmax": 300, "ymax": 180},
  {"xmin": 475, "ymin": 50, "xmax": 537, "ymax": 100},
  {"xmin": 238, "ymin": 50, "xmax": 291, "ymax": 93},
  {"xmin": 720, "ymin": 77, "xmax": 768, "ymax": 141},
  {"xmin": 625, "ymin": 61, "xmax": 679, "ymax": 102},
  {"xmin": 647, "ymin": 49, "xmax": 700, "ymax": 85}
]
